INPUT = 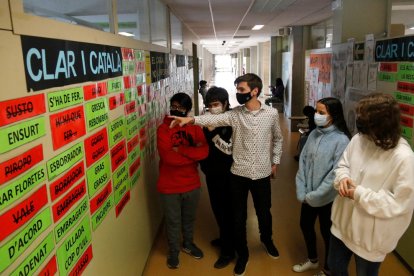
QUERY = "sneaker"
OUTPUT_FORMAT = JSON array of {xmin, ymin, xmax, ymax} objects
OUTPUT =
[
  {"xmin": 167, "ymin": 252, "xmax": 179, "ymax": 269},
  {"xmin": 234, "ymin": 258, "xmax": 248, "ymax": 276},
  {"xmin": 210, "ymin": 238, "xmax": 221, "ymax": 247},
  {"xmin": 182, "ymin": 243, "xmax": 204, "ymax": 259},
  {"xmin": 314, "ymin": 271, "xmax": 327, "ymax": 276},
  {"xmin": 262, "ymin": 241, "xmax": 279, "ymax": 259},
  {"xmin": 214, "ymin": 255, "xmax": 234, "ymax": 269},
  {"xmin": 292, "ymin": 259, "xmax": 319, "ymax": 272}
]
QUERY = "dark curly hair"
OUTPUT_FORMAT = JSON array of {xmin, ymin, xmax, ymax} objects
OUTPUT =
[
  {"xmin": 356, "ymin": 93, "xmax": 401, "ymax": 150},
  {"xmin": 234, "ymin": 73, "xmax": 263, "ymax": 96}
]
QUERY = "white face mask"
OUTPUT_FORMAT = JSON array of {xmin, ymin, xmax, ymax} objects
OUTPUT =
[
  {"xmin": 314, "ymin": 113, "xmax": 329, "ymax": 127},
  {"xmin": 209, "ymin": 105, "xmax": 224, "ymax": 114}
]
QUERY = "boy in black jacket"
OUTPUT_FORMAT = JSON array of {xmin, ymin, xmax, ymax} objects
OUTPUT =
[{"xmin": 200, "ymin": 87, "xmax": 234, "ymax": 269}]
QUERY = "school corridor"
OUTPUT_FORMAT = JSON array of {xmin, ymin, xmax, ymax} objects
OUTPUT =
[{"xmin": 143, "ymin": 72, "xmax": 411, "ymax": 276}]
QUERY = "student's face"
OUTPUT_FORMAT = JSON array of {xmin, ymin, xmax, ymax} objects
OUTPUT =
[
  {"xmin": 236, "ymin": 81, "xmax": 258, "ymax": 97},
  {"xmin": 315, "ymin": 102, "xmax": 333, "ymax": 126}
]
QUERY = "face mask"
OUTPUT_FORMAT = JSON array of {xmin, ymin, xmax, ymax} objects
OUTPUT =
[
  {"xmin": 209, "ymin": 105, "xmax": 224, "ymax": 114},
  {"xmin": 236, "ymin": 92, "xmax": 252, "ymax": 105},
  {"xmin": 314, "ymin": 113, "xmax": 329, "ymax": 127},
  {"xmin": 170, "ymin": 109, "xmax": 187, "ymax": 117}
]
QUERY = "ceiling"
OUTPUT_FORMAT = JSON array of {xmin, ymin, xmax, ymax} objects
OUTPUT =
[
  {"xmin": 164, "ymin": 0, "xmax": 333, "ymax": 55},
  {"xmin": 164, "ymin": 0, "xmax": 414, "ymax": 55},
  {"xmin": 23, "ymin": 0, "xmax": 414, "ymax": 55}
]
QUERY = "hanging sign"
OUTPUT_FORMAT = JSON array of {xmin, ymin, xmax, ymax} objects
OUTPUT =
[
  {"xmin": 0, "ymin": 164, "xmax": 46, "ymax": 212},
  {"xmin": 91, "ymin": 195, "xmax": 113, "ymax": 230},
  {"xmin": 54, "ymin": 198, "xmax": 88, "ymax": 243},
  {"xmin": 9, "ymin": 231, "xmax": 54, "ymax": 276},
  {"xmin": 0, "ymin": 185, "xmax": 48, "ymax": 242},
  {"xmin": 0, "ymin": 94, "xmax": 45, "ymax": 127},
  {"xmin": 46, "ymin": 142, "xmax": 84, "ymax": 181},
  {"xmin": 69, "ymin": 245, "xmax": 93, "ymax": 276},
  {"xmin": 86, "ymin": 154, "xmax": 110, "ymax": 197},
  {"xmin": 0, "ymin": 116, "xmax": 46, "ymax": 154},
  {"xmin": 0, "ymin": 144, "xmax": 43, "ymax": 186},
  {"xmin": 107, "ymin": 77, "xmax": 123, "ymax": 93},
  {"xmin": 56, "ymin": 215, "xmax": 92, "ymax": 275},
  {"xmin": 83, "ymin": 82, "xmax": 107, "ymax": 101},
  {"xmin": 84, "ymin": 128, "xmax": 109, "ymax": 167},
  {"xmin": 89, "ymin": 180, "xmax": 112, "ymax": 215},
  {"xmin": 49, "ymin": 161, "xmax": 84, "ymax": 202},
  {"xmin": 108, "ymin": 116, "xmax": 126, "ymax": 147},
  {"xmin": 85, "ymin": 98, "xmax": 109, "ymax": 132},
  {"xmin": 49, "ymin": 105, "xmax": 86, "ymax": 150},
  {"xmin": 110, "ymin": 140, "xmax": 127, "ymax": 172},
  {"xmin": 52, "ymin": 180, "xmax": 86, "ymax": 222},
  {"xmin": 38, "ymin": 255, "xmax": 57, "ymax": 276},
  {"xmin": 0, "ymin": 207, "xmax": 52, "ymax": 273},
  {"xmin": 109, "ymin": 93, "xmax": 125, "ymax": 110},
  {"xmin": 21, "ymin": 36, "xmax": 122, "ymax": 92},
  {"xmin": 116, "ymin": 191, "xmax": 130, "ymax": 217},
  {"xmin": 47, "ymin": 87, "xmax": 83, "ymax": 112}
]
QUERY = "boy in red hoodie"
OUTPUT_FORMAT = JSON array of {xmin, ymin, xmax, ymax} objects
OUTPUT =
[{"xmin": 157, "ymin": 92, "xmax": 209, "ymax": 269}]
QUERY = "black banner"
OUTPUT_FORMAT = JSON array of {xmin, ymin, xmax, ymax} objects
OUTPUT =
[
  {"xmin": 176, "ymin": 55, "xmax": 185, "ymax": 67},
  {"xmin": 375, "ymin": 36, "xmax": 414, "ymax": 62},
  {"xmin": 150, "ymin": 51, "xmax": 169, "ymax": 83},
  {"xmin": 21, "ymin": 36, "xmax": 123, "ymax": 92}
]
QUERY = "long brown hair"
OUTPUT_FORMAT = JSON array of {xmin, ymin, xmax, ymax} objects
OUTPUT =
[{"xmin": 356, "ymin": 93, "xmax": 401, "ymax": 150}]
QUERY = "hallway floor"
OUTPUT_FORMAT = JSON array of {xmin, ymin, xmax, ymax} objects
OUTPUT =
[{"xmin": 144, "ymin": 71, "xmax": 412, "ymax": 276}]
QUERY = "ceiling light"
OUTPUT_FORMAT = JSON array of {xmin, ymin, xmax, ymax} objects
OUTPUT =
[
  {"xmin": 410, "ymin": 26, "xmax": 414, "ymax": 30},
  {"xmin": 118, "ymin": 32, "xmax": 134, "ymax": 37},
  {"xmin": 252, "ymin": 25, "xmax": 264, "ymax": 30}
]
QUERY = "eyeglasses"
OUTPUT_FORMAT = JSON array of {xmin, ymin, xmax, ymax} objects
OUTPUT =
[{"xmin": 170, "ymin": 104, "xmax": 186, "ymax": 112}]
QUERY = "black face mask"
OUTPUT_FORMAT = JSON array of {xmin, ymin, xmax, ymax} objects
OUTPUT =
[
  {"xmin": 170, "ymin": 109, "xmax": 187, "ymax": 117},
  {"xmin": 236, "ymin": 92, "xmax": 252, "ymax": 105},
  {"xmin": 355, "ymin": 118, "xmax": 367, "ymax": 133}
]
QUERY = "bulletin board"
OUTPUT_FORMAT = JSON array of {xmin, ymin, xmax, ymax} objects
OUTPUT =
[
  {"xmin": 304, "ymin": 48, "xmax": 333, "ymax": 107},
  {"xmin": 330, "ymin": 34, "xmax": 414, "ymax": 270},
  {"xmin": 0, "ymin": 30, "xmax": 194, "ymax": 275}
]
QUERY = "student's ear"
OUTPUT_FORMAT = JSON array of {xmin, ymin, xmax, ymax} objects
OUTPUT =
[{"xmin": 251, "ymin": 87, "xmax": 259, "ymax": 97}]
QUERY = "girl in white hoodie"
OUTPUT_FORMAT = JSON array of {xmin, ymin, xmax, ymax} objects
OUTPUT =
[{"xmin": 329, "ymin": 93, "xmax": 414, "ymax": 276}]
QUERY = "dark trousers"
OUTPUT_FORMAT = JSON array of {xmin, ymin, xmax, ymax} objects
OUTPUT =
[
  {"xmin": 205, "ymin": 173, "xmax": 234, "ymax": 257},
  {"xmin": 230, "ymin": 173, "xmax": 273, "ymax": 259},
  {"xmin": 160, "ymin": 188, "xmax": 201, "ymax": 254},
  {"xmin": 300, "ymin": 202, "xmax": 332, "ymax": 271},
  {"xmin": 328, "ymin": 235, "xmax": 381, "ymax": 276}
]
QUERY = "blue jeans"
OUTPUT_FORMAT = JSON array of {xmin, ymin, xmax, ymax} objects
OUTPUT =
[{"xmin": 328, "ymin": 235, "xmax": 381, "ymax": 276}]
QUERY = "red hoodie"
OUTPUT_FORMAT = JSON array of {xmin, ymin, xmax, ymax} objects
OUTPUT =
[{"xmin": 157, "ymin": 116, "xmax": 209, "ymax": 194}]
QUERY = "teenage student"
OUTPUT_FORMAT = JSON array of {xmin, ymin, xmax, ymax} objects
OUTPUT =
[
  {"xmin": 329, "ymin": 93, "xmax": 414, "ymax": 276},
  {"xmin": 200, "ymin": 86, "xmax": 235, "ymax": 269},
  {"xmin": 293, "ymin": 97, "xmax": 351, "ymax": 276},
  {"xmin": 156, "ymin": 92, "xmax": 209, "ymax": 269},
  {"xmin": 170, "ymin": 73, "xmax": 283, "ymax": 276}
]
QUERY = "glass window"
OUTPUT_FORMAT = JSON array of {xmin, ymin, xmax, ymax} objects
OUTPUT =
[
  {"xmin": 117, "ymin": 0, "xmax": 150, "ymax": 42},
  {"xmin": 170, "ymin": 12, "xmax": 183, "ymax": 51},
  {"xmin": 150, "ymin": 0, "xmax": 168, "ymax": 47},
  {"xmin": 23, "ymin": 0, "xmax": 111, "ymax": 32}
]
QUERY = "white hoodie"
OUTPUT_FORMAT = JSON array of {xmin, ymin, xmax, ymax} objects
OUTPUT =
[{"xmin": 331, "ymin": 134, "xmax": 414, "ymax": 262}]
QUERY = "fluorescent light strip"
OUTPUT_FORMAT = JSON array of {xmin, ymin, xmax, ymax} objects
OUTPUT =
[{"xmin": 252, "ymin": 25, "xmax": 264, "ymax": 30}]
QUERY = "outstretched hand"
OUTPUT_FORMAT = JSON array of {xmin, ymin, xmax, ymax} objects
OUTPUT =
[{"xmin": 169, "ymin": 116, "xmax": 194, "ymax": 128}]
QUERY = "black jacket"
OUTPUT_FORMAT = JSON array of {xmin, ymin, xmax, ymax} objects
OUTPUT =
[{"xmin": 200, "ymin": 126, "xmax": 233, "ymax": 175}]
